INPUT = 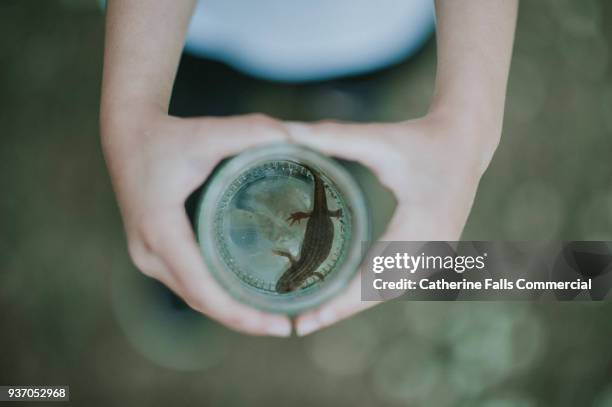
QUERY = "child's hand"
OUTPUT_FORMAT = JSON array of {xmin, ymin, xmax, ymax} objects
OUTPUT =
[
  {"xmin": 286, "ymin": 113, "xmax": 500, "ymax": 335},
  {"xmin": 101, "ymin": 111, "xmax": 292, "ymax": 336}
]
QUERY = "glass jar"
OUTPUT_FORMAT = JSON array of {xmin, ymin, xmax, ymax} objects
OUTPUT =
[{"xmin": 195, "ymin": 143, "xmax": 371, "ymax": 315}]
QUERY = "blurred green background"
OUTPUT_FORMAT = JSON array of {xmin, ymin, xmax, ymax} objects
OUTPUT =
[{"xmin": 2, "ymin": 0, "xmax": 612, "ymax": 406}]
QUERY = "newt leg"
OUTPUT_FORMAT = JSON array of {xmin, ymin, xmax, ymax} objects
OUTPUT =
[
  {"xmin": 287, "ymin": 211, "xmax": 311, "ymax": 225},
  {"xmin": 328, "ymin": 208, "xmax": 343, "ymax": 218},
  {"xmin": 313, "ymin": 272, "xmax": 325, "ymax": 281},
  {"xmin": 272, "ymin": 249, "xmax": 297, "ymax": 265}
]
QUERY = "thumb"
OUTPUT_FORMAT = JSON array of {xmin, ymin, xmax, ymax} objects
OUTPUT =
[
  {"xmin": 176, "ymin": 115, "xmax": 291, "ymax": 187},
  {"xmin": 285, "ymin": 121, "xmax": 395, "ymax": 177},
  {"xmin": 187, "ymin": 114, "xmax": 290, "ymax": 158}
]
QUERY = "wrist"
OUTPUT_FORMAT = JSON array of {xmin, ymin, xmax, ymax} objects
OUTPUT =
[
  {"xmin": 428, "ymin": 79, "xmax": 508, "ymax": 139},
  {"xmin": 431, "ymin": 92, "xmax": 503, "ymax": 137},
  {"xmin": 100, "ymin": 99, "xmax": 169, "ymax": 140},
  {"xmin": 421, "ymin": 103, "xmax": 503, "ymax": 178}
]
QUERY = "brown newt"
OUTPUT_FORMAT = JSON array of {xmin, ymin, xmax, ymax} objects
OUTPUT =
[{"xmin": 273, "ymin": 165, "xmax": 342, "ymax": 293}]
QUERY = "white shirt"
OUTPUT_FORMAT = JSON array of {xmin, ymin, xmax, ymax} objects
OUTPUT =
[{"xmin": 185, "ymin": 0, "xmax": 435, "ymax": 82}]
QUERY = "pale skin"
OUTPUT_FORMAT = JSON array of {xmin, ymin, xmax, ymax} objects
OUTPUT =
[{"xmin": 101, "ymin": 0, "xmax": 518, "ymax": 337}]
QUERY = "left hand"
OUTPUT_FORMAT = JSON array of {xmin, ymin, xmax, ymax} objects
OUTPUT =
[{"xmin": 285, "ymin": 111, "xmax": 501, "ymax": 335}]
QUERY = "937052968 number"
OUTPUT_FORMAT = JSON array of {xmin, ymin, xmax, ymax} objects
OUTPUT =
[{"xmin": 0, "ymin": 386, "xmax": 69, "ymax": 401}]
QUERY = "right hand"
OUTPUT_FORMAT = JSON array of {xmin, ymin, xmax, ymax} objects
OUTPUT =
[
  {"xmin": 285, "ymin": 113, "xmax": 498, "ymax": 335},
  {"xmin": 101, "ymin": 109, "xmax": 292, "ymax": 336}
]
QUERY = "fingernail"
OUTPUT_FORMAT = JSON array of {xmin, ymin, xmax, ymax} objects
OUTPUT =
[
  {"xmin": 297, "ymin": 318, "xmax": 319, "ymax": 336},
  {"xmin": 319, "ymin": 308, "xmax": 336, "ymax": 325},
  {"xmin": 243, "ymin": 317, "xmax": 260, "ymax": 331},
  {"xmin": 267, "ymin": 320, "xmax": 291, "ymax": 337}
]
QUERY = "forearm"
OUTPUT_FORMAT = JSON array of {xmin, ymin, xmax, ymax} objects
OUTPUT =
[
  {"xmin": 430, "ymin": 0, "xmax": 518, "ymax": 136},
  {"xmin": 100, "ymin": 0, "xmax": 196, "ymax": 122}
]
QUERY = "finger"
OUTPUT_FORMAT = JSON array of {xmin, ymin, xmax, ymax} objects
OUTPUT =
[
  {"xmin": 381, "ymin": 204, "xmax": 453, "ymax": 242},
  {"xmin": 151, "ymin": 209, "xmax": 292, "ymax": 337},
  {"xmin": 177, "ymin": 115, "xmax": 292, "ymax": 185},
  {"xmin": 187, "ymin": 114, "xmax": 291, "ymax": 158},
  {"xmin": 295, "ymin": 275, "xmax": 379, "ymax": 336},
  {"xmin": 284, "ymin": 121, "xmax": 408, "ymax": 198},
  {"xmin": 128, "ymin": 236, "xmax": 184, "ymax": 293},
  {"xmin": 285, "ymin": 121, "xmax": 399, "ymax": 176},
  {"xmin": 134, "ymin": 257, "xmax": 186, "ymax": 300}
]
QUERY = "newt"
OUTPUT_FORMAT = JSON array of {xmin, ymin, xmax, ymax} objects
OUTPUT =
[{"xmin": 273, "ymin": 165, "xmax": 342, "ymax": 293}]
